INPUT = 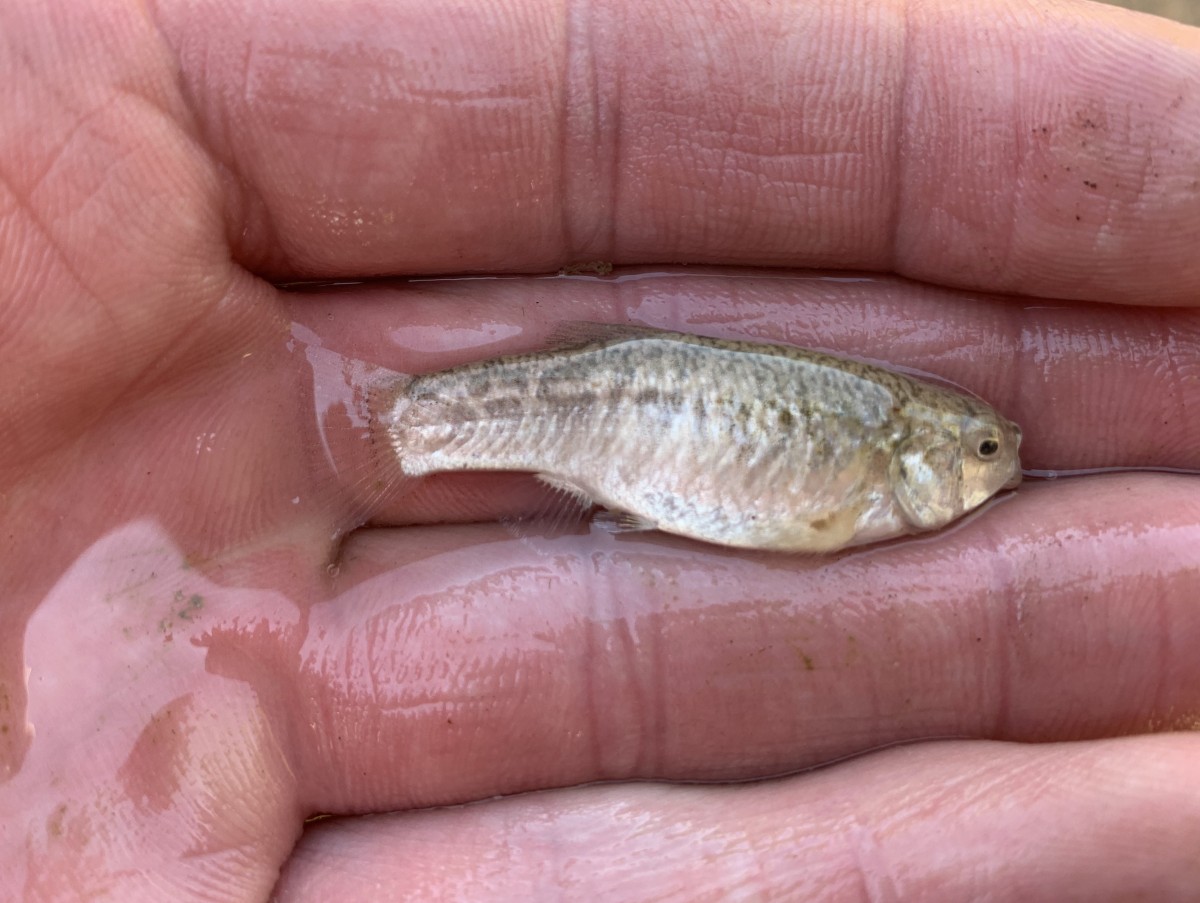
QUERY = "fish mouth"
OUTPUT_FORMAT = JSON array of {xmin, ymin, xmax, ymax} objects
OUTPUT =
[{"xmin": 1003, "ymin": 469, "xmax": 1023, "ymax": 490}]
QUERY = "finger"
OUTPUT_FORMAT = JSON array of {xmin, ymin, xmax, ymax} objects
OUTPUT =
[
  {"xmin": 284, "ymin": 273, "xmax": 1200, "ymax": 528},
  {"xmin": 244, "ymin": 472, "xmax": 1200, "ymax": 813},
  {"xmin": 158, "ymin": 0, "xmax": 1200, "ymax": 302},
  {"xmin": 273, "ymin": 735, "xmax": 1200, "ymax": 902}
]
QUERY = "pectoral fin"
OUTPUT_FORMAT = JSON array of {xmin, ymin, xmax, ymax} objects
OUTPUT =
[
  {"xmin": 801, "ymin": 503, "xmax": 863, "ymax": 552},
  {"xmin": 890, "ymin": 433, "xmax": 964, "ymax": 530}
]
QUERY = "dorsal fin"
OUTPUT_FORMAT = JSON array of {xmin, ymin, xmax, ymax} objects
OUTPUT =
[{"xmin": 541, "ymin": 320, "xmax": 675, "ymax": 351}]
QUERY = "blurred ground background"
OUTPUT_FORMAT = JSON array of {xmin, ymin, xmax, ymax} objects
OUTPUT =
[{"xmin": 1105, "ymin": 0, "xmax": 1199, "ymax": 24}]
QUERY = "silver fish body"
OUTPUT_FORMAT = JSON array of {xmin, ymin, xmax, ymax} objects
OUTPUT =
[{"xmin": 380, "ymin": 329, "xmax": 1022, "ymax": 552}]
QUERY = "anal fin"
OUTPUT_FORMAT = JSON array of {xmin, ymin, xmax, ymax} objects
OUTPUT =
[
  {"xmin": 592, "ymin": 509, "xmax": 657, "ymax": 534},
  {"xmin": 513, "ymin": 474, "xmax": 658, "ymax": 543},
  {"xmin": 498, "ymin": 473, "xmax": 595, "ymax": 545},
  {"xmin": 535, "ymin": 473, "xmax": 594, "ymax": 508}
]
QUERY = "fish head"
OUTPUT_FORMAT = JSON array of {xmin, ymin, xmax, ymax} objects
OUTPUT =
[
  {"xmin": 890, "ymin": 406, "xmax": 1023, "ymax": 531},
  {"xmin": 958, "ymin": 410, "xmax": 1023, "ymax": 508}
]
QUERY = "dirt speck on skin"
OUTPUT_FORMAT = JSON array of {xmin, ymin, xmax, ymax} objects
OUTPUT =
[
  {"xmin": 844, "ymin": 634, "xmax": 860, "ymax": 666},
  {"xmin": 46, "ymin": 803, "xmax": 68, "ymax": 838}
]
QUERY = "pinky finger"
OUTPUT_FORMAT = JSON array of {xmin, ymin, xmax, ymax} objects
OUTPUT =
[{"xmin": 273, "ymin": 734, "xmax": 1200, "ymax": 902}]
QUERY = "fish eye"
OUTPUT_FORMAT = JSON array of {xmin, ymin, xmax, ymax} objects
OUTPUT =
[{"xmin": 977, "ymin": 438, "xmax": 1000, "ymax": 458}]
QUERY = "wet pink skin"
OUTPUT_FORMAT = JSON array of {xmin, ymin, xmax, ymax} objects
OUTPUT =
[{"xmin": 3, "ymin": 0, "xmax": 1200, "ymax": 900}]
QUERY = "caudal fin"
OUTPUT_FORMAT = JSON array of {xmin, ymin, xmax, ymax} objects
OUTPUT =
[{"xmin": 298, "ymin": 338, "xmax": 419, "ymax": 545}]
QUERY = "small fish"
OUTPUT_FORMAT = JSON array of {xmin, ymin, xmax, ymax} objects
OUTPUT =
[{"xmin": 374, "ymin": 326, "xmax": 1022, "ymax": 552}]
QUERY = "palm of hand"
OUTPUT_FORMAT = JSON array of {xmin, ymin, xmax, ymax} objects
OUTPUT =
[{"xmin": 3, "ymin": 2, "xmax": 1200, "ymax": 899}]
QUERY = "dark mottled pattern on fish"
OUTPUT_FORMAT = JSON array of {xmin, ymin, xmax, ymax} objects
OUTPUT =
[{"xmin": 380, "ymin": 329, "xmax": 1022, "ymax": 552}]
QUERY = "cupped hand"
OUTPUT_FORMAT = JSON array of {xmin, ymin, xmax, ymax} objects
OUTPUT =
[{"xmin": 3, "ymin": 0, "xmax": 1200, "ymax": 899}]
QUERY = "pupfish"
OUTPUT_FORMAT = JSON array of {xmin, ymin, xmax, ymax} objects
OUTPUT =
[{"xmin": 373, "ymin": 326, "xmax": 1022, "ymax": 552}]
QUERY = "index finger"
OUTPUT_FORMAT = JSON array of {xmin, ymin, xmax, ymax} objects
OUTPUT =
[{"xmin": 159, "ymin": 0, "xmax": 1200, "ymax": 302}]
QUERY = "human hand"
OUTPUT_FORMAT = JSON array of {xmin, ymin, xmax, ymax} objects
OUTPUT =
[{"xmin": 3, "ymin": 0, "xmax": 1199, "ymax": 899}]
